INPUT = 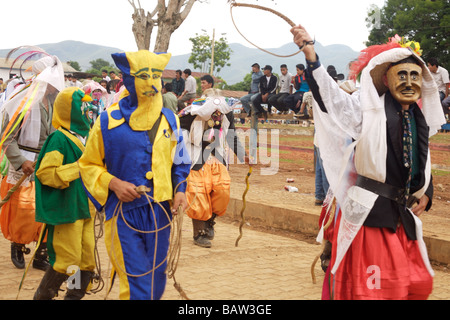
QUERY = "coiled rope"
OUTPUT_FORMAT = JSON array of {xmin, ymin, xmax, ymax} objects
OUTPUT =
[
  {"xmin": 229, "ymin": 1, "xmax": 314, "ymax": 57},
  {"xmin": 104, "ymin": 180, "xmax": 196, "ymax": 300}
]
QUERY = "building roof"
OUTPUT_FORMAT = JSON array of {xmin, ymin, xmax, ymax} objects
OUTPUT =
[{"xmin": 220, "ymin": 90, "xmax": 248, "ymax": 99}]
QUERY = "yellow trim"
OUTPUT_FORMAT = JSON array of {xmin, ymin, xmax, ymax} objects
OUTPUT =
[
  {"xmin": 106, "ymin": 104, "xmax": 125, "ymax": 130},
  {"xmin": 105, "ymin": 217, "xmax": 131, "ymax": 300},
  {"xmin": 78, "ymin": 119, "xmax": 115, "ymax": 207}
]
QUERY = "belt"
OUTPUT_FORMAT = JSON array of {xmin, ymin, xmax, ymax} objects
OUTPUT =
[
  {"xmin": 355, "ymin": 174, "xmax": 417, "ymax": 207},
  {"xmin": 18, "ymin": 145, "xmax": 41, "ymax": 154}
]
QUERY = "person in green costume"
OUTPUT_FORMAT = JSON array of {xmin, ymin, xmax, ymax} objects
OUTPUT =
[{"xmin": 33, "ymin": 87, "xmax": 96, "ymax": 300}]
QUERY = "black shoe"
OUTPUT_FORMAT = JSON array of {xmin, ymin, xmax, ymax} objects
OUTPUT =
[
  {"xmin": 315, "ymin": 199, "xmax": 323, "ymax": 206},
  {"xmin": 65, "ymin": 270, "xmax": 94, "ymax": 300},
  {"xmin": 11, "ymin": 243, "xmax": 29, "ymax": 269},
  {"xmin": 262, "ymin": 111, "xmax": 268, "ymax": 121},
  {"xmin": 33, "ymin": 242, "xmax": 50, "ymax": 271},
  {"xmin": 34, "ymin": 268, "xmax": 68, "ymax": 300},
  {"xmin": 192, "ymin": 219, "xmax": 212, "ymax": 248},
  {"xmin": 205, "ymin": 214, "xmax": 217, "ymax": 240},
  {"xmin": 193, "ymin": 233, "xmax": 212, "ymax": 248}
]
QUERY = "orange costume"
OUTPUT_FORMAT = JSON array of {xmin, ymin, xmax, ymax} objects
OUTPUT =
[{"xmin": 179, "ymin": 90, "xmax": 246, "ymax": 247}]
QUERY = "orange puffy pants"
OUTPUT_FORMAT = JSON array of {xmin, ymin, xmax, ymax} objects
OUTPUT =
[
  {"xmin": 0, "ymin": 177, "xmax": 43, "ymax": 244},
  {"xmin": 186, "ymin": 160, "xmax": 231, "ymax": 221}
]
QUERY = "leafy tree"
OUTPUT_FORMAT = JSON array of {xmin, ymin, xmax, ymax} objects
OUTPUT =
[
  {"xmin": 67, "ymin": 61, "xmax": 81, "ymax": 71},
  {"xmin": 188, "ymin": 31, "xmax": 232, "ymax": 75},
  {"xmin": 85, "ymin": 58, "xmax": 118, "ymax": 76},
  {"xmin": 366, "ymin": 0, "xmax": 449, "ymax": 70}
]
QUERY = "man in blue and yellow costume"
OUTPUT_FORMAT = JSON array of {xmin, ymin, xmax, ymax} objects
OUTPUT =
[
  {"xmin": 78, "ymin": 50, "xmax": 190, "ymax": 300},
  {"xmin": 33, "ymin": 87, "xmax": 96, "ymax": 300}
]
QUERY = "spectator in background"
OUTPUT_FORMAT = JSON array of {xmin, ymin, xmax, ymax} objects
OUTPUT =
[
  {"xmin": 427, "ymin": 57, "xmax": 449, "ymax": 102},
  {"xmin": 178, "ymin": 68, "xmax": 197, "ymax": 111},
  {"xmin": 99, "ymin": 79, "xmax": 109, "ymax": 91},
  {"xmin": 162, "ymin": 82, "xmax": 178, "ymax": 114},
  {"xmin": 268, "ymin": 64, "xmax": 293, "ymax": 114},
  {"xmin": 63, "ymin": 75, "xmax": 71, "ymax": 88},
  {"xmin": 0, "ymin": 78, "xmax": 7, "ymax": 93},
  {"xmin": 172, "ymin": 69, "xmax": 185, "ymax": 97},
  {"xmin": 442, "ymin": 95, "xmax": 450, "ymax": 116},
  {"xmin": 70, "ymin": 75, "xmax": 82, "ymax": 88},
  {"xmin": 252, "ymin": 65, "xmax": 278, "ymax": 120},
  {"xmin": 239, "ymin": 63, "xmax": 263, "ymax": 116},
  {"xmin": 284, "ymin": 64, "xmax": 309, "ymax": 115},
  {"xmin": 102, "ymin": 69, "xmax": 111, "ymax": 82},
  {"xmin": 109, "ymin": 71, "xmax": 119, "ymax": 81}
]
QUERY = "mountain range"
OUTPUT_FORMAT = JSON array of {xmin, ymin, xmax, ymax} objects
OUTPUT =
[{"xmin": 0, "ymin": 40, "xmax": 359, "ymax": 85}]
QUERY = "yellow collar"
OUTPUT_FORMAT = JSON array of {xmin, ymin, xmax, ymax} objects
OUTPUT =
[{"xmin": 58, "ymin": 127, "xmax": 85, "ymax": 152}]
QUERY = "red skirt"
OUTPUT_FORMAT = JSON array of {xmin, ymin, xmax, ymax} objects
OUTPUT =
[{"xmin": 324, "ymin": 211, "xmax": 433, "ymax": 300}]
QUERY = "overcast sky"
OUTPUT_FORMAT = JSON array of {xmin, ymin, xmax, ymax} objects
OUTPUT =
[{"xmin": 1, "ymin": 0, "xmax": 386, "ymax": 55}]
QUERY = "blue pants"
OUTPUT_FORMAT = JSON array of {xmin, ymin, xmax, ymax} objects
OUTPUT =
[
  {"xmin": 314, "ymin": 146, "xmax": 329, "ymax": 201},
  {"xmin": 240, "ymin": 93, "xmax": 259, "ymax": 113},
  {"xmin": 105, "ymin": 202, "xmax": 171, "ymax": 300}
]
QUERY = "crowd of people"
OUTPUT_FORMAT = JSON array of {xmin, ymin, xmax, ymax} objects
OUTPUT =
[
  {"xmin": 237, "ymin": 57, "xmax": 449, "ymax": 126},
  {"xmin": 238, "ymin": 62, "xmax": 319, "ymax": 121}
]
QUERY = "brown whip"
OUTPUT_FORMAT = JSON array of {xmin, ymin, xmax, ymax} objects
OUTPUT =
[
  {"xmin": 311, "ymin": 198, "xmax": 336, "ymax": 284},
  {"xmin": 229, "ymin": 1, "xmax": 314, "ymax": 57}
]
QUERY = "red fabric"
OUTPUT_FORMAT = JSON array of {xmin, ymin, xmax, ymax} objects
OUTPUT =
[
  {"xmin": 325, "ymin": 211, "xmax": 433, "ymax": 300},
  {"xmin": 349, "ymin": 41, "xmax": 401, "ymax": 81},
  {"xmin": 318, "ymin": 203, "xmax": 335, "ymax": 242}
]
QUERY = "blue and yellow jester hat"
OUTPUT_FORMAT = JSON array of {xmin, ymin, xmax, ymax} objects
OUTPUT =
[
  {"xmin": 111, "ymin": 50, "xmax": 171, "ymax": 131},
  {"xmin": 52, "ymin": 87, "xmax": 93, "ymax": 137}
]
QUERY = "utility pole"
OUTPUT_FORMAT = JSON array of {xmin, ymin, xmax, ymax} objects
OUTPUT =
[{"xmin": 210, "ymin": 28, "xmax": 215, "ymax": 76}]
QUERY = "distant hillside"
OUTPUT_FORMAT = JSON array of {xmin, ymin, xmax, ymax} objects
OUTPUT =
[
  {"xmin": 166, "ymin": 41, "xmax": 359, "ymax": 84},
  {"xmin": 0, "ymin": 41, "xmax": 124, "ymax": 72},
  {"xmin": 0, "ymin": 40, "xmax": 358, "ymax": 84}
]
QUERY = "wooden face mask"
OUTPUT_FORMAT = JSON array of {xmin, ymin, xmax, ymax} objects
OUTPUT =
[{"xmin": 386, "ymin": 62, "xmax": 422, "ymax": 105}]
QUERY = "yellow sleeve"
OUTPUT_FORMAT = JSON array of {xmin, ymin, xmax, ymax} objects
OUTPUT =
[
  {"xmin": 78, "ymin": 118, "xmax": 115, "ymax": 207},
  {"xmin": 36, "ymin": 151, "xmax": 80, "ymax": 189}
]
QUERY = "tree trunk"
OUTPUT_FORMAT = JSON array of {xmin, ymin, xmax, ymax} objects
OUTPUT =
[
  {"xmin": 153, "ymin": 0, "xmax": 198, "ymax": 53},
  {"xmin": 129, "ymin": 0, "xmax": 199, "ymax": 52},
  {"xmin": 131, "ymin": 8, "xmax": 154, "ymax": 50}
]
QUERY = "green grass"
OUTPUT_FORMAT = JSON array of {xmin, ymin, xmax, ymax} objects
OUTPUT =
[
  {"xmin": 431, "ymin": 169, "xmax": 450, "ymax": 177},
  {"xmin": 430, "ymin": 132, "xmax": 450, "ymax": 144}
]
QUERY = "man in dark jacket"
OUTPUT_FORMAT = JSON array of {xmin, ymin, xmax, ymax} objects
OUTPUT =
[{"xmin": 251, "ymin": 65, "xmax": 278, "ymax": 120}]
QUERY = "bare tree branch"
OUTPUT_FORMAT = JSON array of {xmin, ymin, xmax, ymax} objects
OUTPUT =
[{"xmin": 128, "ymin": 0, "xmax": 203, "ymax": 52}]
